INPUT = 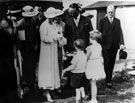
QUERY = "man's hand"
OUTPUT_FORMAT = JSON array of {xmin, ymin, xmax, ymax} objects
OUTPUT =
[{"xmin": 120, "ymin": 44, "xmax": 126, "ymax": 50}]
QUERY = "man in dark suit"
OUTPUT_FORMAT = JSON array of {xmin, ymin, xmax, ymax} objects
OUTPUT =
[
  {"xmin": 98, "ymin": 5, "xmax": 124, "ymax": 88},
  {"xmin": 64, "ymin": 3, "xmax": 93, "ymax": 96},
  {"xmin": 64, "ymin": 3, "xmax": 93, "ymax": 53}
]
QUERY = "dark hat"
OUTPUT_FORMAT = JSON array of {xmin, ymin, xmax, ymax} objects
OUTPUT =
[
  {"xmin": 6, "ymin": 5, "xmax": 22, "ymax": 15},
  {"xmin": 119, "ymin": 49, "xmax": 127, "ymax": 60},
  {"xmin": 69, "ymin": 3, "xmax": 81, "ymax": 11}
]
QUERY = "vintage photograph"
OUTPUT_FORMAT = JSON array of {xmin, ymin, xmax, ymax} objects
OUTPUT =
[{"xmin": 0, "ymin": 0, "xmax": 135, "ymax": 103}]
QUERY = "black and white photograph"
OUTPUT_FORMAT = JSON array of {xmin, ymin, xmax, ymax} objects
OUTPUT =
[{"xmin": 0, "ymin": 0, "xmax": 135, "ymax": 103}]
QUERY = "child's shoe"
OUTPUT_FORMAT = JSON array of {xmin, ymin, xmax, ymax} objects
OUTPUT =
[{"xmin": 76, "ymin": 100, "xmax": 80, "ymax": 103}]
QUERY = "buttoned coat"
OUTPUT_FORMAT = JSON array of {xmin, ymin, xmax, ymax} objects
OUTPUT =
[
  {"xmin": 98, "ymin": 17, "xmax": 124, "ymax": 50},
  {"xmin": 64, "ymin": 15, "xmax": 93, "ymax": 52}
]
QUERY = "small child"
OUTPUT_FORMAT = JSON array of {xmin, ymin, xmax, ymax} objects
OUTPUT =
[
  {"xmin": 85, "ymin": 30, "xmax": 105, "ymax": 103},
  {"xmin": 62, "ymin": 39, "xmax": 87, "ymax": 103}
]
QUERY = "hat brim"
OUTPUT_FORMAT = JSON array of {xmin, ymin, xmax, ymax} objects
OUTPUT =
[
  {"xmin": 7, "ymin": 16, "xmax": 17, "ymax": 20},
  {"xmin": 10, "ymin": 10, "xmax": 22, "ymax": 14},
  {"xmin": 7, "ymin": 9, "xmax": 22, "ymax": 15},
  {"xmin": 55, "ymin": 12, "xmax": 63, "ymax": 17},
  {"xmin": 22, "ymin": 10, "xmax": 39, "ymax": 17},
  {"xmin": 44, "ymin": 11, "xmax": 63, "ymax": 18},
  {"xmin": 44, "ymin": 12, "xmax": 55, "ymax": 18}
]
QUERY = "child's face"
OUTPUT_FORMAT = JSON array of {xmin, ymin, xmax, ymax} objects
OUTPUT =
[
  {"xmin": 90, "ymin": 37, "xmax": 94, "ymax": 44},
  {"xmin": 75, "ymin": 46, "xmax": 81, "ymax": 52},
  {"xmin": 90, "ymin": 32, "xmax": 99, "ymax": 44},
  {"xmin": 91, "ymin": 39, "xmax": 93, "ymax": 44},
  {"xmin": 75, "ymin": 46, "xmax": 78, "ymax": 51}
]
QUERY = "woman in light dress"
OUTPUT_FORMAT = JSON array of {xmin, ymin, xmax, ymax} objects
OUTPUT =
[
  {"xmin": 38, "ymin": 7, "xmax": 66, "ymax": 102},
  {"xmin": 85, "ymin": 30, "xmax": 105, "ymax": 103}
]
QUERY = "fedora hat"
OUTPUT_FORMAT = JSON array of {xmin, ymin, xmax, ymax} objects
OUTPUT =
[
  {"xmin": 7, "ymin": 5, "xmax": 22, "ymax": 15},
  {"xmin": 22, "ymin": 5, "xmax": 39, "ymax": 17},
  {"xmin": 7, "ymin": 9, "xmax": 21, "ymax": 14}
]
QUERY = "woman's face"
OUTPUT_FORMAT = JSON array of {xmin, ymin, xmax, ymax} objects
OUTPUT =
[
  {"xmin": 53, "ymin": 16, "xmax": 61, "ymax": 24},
  {"xmin": 48, "ymin": 18, "xmax": 54, "ymax": 24}
]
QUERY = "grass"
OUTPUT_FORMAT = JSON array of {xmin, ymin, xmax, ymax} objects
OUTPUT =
[
  {"xmin": 97, "ymin": 69, "xmax": 135, "ymax": 103},
  {"xmin": 22, "ymin": 67, "xmax": 135, "ymax": 103}
]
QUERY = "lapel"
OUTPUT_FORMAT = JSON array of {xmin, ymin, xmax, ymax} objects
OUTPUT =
[
  {"xmin": 70, "ymin": 15, "xmax": 85, "ymax": 33},
  {"xmin": 106, "ymin": 17, "xmax": 116, "ymax": 30},
  {"xmin": 112, "ymin": 17, "xmax": 116, "ymax": 25},
  {"xmin": 106, "ymin": 17, "xmax": 114, "ymax": 26},
  {"xmin": 78, "ymin": 15, "xmax": 84, "ymax": 31},
  {"xmin": 107, "ymin": 17, "xmax": 116, "ymax": 25},
  {"xmin": 70, "ymin": 18, "xmax": 76, "ymax": 33},
  {"xmin": 107, "ymin": 17, "xmax": 112, "ymax": 25}
]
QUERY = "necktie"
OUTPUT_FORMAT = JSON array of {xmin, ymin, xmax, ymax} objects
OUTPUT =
[
  {"xmin": 110, "ymin": 18, "xmax": 113, "ymax": 24},
  {"xmin": 74, "ymin": 19, "xmax": 78, "ymax": 27}
]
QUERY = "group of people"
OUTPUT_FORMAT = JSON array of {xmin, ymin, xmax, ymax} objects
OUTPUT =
[
  {"xmin": 0, "ymin": 2, "xmax": 125, "ymax": 103},
  {"xmin": 62, "ymin": 4, "xmax": 125, "ymax": 103},
  {"xmin": 0, "ymin": 5, "xmax": 44, "ymax": 103}
]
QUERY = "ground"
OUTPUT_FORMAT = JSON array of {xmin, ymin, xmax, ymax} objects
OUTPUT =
[{"xmin": 20, "ymin": 59, "xmax": 135, "ymax": 103}]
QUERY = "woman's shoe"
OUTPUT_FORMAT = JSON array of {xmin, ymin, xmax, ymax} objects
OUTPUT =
[
  {"xmin": 47, "ymin": 97, "xmax": 54, "ymax": 102},
  {"xmin": 43, "ymin": 91, "xmax": 54, "ymax": 102},
  {"xmin": 88, "ymin": 100, "xmax": 98, "ymax": 103}
]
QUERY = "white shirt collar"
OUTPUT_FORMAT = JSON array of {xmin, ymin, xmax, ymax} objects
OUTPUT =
[
  {"xmin": 73, "ymin": 14, "xmax": 80, "ymax": 26},
  {"xmin": 108, "ymin": 17, "xmax": 113, "ymax": 21},
  {"xmin": 74, "ymin": 14, "xmax": 80, "ymax": 22}
]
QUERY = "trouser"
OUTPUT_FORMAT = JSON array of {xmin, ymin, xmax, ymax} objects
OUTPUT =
[
  {"xmin": 102, "ymin": 48, "xmax": 118, "ymax": 83},
  {"xmin": 58, "ymin": 47, "xmax": 63, "ymax": 81},
  {"xmin": 0, "ymin": 58, "xmax": 18, "ymax": 103},
  {"xmin": 18, "ymin": 41, "xmax": 36, "ymax": 87}
]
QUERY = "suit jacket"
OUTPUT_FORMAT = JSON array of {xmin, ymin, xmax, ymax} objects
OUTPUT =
[
  {"xmin": 98, "ymin": 17, "xmax": 124, "ymax": 50},
  {"xmin": 64, "ymin": 15, "xmax": 93, "ymax": 52}
]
